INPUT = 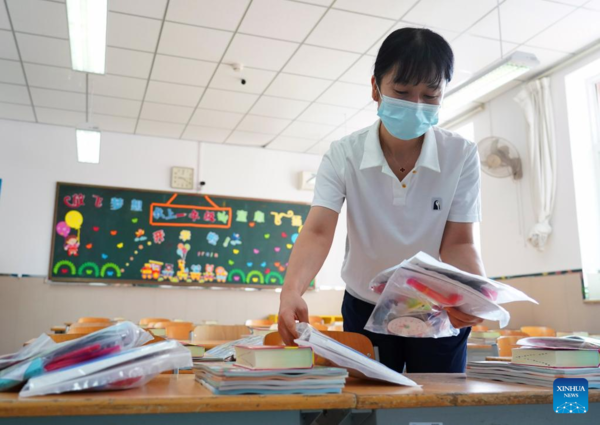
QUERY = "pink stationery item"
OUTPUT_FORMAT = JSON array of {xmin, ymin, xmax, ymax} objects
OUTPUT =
[
  {"xmin": 46, "ymin": 344, "xmax": 121, "ymax": 372},
  {"xmin": 406, "ymin": 278, "xmax": 463, "ymax": 305}
]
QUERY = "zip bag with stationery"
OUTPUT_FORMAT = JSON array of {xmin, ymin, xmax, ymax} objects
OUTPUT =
[
  {"xmin": 20, "ymin": 340, "xmax": 192, "ymax": 397},
  {"xmin": 365, "ymin": 252, "xmax": 537, "ymax": 338},
  {"xmin": 0, "ymin": 321, "xmax": 152, "ymax": 391}
]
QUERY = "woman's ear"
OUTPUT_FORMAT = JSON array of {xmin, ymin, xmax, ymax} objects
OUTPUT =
[{"xmin": 371, "ymin": 75, "xmax": 379, "ymax": 103}]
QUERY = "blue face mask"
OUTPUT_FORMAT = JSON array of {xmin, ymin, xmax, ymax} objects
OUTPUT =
[{"xmin": 376, "ymin": 85, "xmax": 441, "ymax": 140}]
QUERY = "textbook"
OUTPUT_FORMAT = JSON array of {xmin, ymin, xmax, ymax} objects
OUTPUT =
[
  {"xmin": 511, "ymin": 348, "xmax": 600, "ymax": 368},
  {"xmin": 183, "ymin": 343, "xmax": 205, "ymax": 359},
  {"xmin": 294, "ymin": 323, "xmax": 419, "ymax": 387},
  {"xmin": 469, "ymin": 331, "xmax": 501, "ymax": 345},
  {"xmin": 467, "ymin": 361, "xmax": 600, "ymax": 388},
  {"xmin": 194, "ymin": 362, "xmax": 347, "ymax": 395},
  {"xmin": 516, "ymin": 335, "xmax": 600, "ymax": 350},
  {"xmin": 234, "ymin": 345, "xmax": 313, "ymax": 370}
]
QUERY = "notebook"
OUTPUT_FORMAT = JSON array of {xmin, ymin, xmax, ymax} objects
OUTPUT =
[
  {"xmin": 511, "ymin": 348, "xmax": 600, "ymax": 368},
  {"xmin": 516, "ymin": 336, "xmax": 600, "ymax": 350},
  {"xmin": 467, "ymin": 361, "xmax": 600, "ymax": 388},
  {"xmin": 234, "ymin": 345, "xmax": 313, "ymax": 370},
  {"xmin": 294, "ymin": 323, "xmax": 419, "ymax": 387},
  {"xmin": 183, "ymin": 343, "xmax": 205, "ymax": 359},
  {"xmin": 194, "ymin": 362, "xmax": 347, "ymax": 395}
]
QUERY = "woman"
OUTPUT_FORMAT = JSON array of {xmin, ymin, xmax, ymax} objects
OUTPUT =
[{"xmin": 277, "ymin": 28, "xmax": 485, "ymax": 373}]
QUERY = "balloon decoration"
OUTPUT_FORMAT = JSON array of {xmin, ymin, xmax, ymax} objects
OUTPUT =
[
  {"xmin": 65, "ymin": 210, "xmax": 83, "ymax": 229},
  {"xmin": 56, "ymin": 221, "xmax": 71, "ymax": 238},
  {"xmin": 65, "ymin": 210, "xmax": 84, "ymax": 241},
  {"xmin": 177, "ymin": 243, "xmax": 191, "ymax": 260}
]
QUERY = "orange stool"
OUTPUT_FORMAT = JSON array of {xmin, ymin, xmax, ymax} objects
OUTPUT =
[
  {"xmin": 521, "ymin": 326, "xmax": 556, "ymax": 337},
  {"xmin": 139, "ymin": 317, "xmax": 170, "ymax": 326},
  {"xmin": 308, "ymin": 316, "xmax": 324, "ymax": 325},
  {"xmin": 471, "ymin": 325, "xmax": 489, "ymax": 332},
  {"xmin": 498, "ymin": 330, "xmax": 529, "ymax": 337},
  {"xmin": 245, "ymin": 319, "xmax": 273, "ymax": 327},
  {"xmin": 497, "ymin": 336, "xmax": 524, "ymax": 357},
  {"xmin": 68, "ymin": 322, "xmax": 111, "ymax": 335},
  {"xmin": 165, "ymin": 322, "xmax": 194, "ymax": 340},
  {"xmin": 311, "ymin": 323, "xmax": 328, "ymax": 331},
  {"xmin": 78, "ymin": 317, "xmax": 111, "ymax": 324}
]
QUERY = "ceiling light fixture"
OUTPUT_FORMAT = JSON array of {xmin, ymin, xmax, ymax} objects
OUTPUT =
[
  {"xmin": 76, "ymin": 127, "xmax": 101, "ymax": 164},
  {"xmin": 66, "ymin": 0, "xmax": 108, "ymax": 74},
  {"xmin": 443, "ymin": 51, "xmax": 540, "ymax": 112}
]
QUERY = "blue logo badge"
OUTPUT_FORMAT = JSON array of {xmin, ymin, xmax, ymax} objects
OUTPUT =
[{"xmin": 554, "ymin": 378, "xmax": 588, "ymax": 413}]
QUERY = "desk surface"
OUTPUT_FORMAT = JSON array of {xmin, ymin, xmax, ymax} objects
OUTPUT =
[
  {"xmin": 2, "ymin": 374, "xmax": 599, "ymax": 418},
  {"xmin": 346, "ymin": 374, "xmax": 600, "ymax": 410},
  {"xmin": 0, "ymin": 375, "xmax": 354, "ymax": 418}
]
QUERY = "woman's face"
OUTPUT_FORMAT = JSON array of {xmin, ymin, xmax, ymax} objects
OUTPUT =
[{"xmin": 371, "ymin": 71, "xmax": 446, "ymax": 107}]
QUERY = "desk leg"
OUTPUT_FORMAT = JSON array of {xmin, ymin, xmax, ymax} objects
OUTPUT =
[
  {"xmin": 303, "ymin": 409, "xmax": 352, "ymax": 425},
  {"xmin": 303, "ymin": 409, "xmax": 377, "ymax": 425}
]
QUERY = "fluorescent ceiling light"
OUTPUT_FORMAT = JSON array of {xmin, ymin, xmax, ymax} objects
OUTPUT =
[
  {"xmin": 66, "ymin": 0, "xmax": 107, "ymax": 74},
  {"xmin": 443, "ymin": 51, "xmax": 540, "ymax": 112},
  {"xmin": 76, "ymin": 129, "xmax": 101, "ymax": 164}
]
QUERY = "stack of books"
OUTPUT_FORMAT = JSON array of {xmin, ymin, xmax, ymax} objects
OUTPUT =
[
  {"xmin": 182, "ymin": 342, "xmax": 205, "ymax": 360},
  {"xmin": 467, "ymin": 335, "xmax": 600, "ymax": 388},
  {"xmin": 468, "ymin": 330, "xmax": 501, "ymax": 345},
  {"xmin": 194, "ymin": 345, "xmax": 348, "ymax": 395}
]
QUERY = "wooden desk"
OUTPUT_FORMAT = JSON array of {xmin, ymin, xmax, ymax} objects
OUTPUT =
[
  {"xmin": 1, "ymin": 373, "xmax": 599, "ymax": 425},
  {"xmin": 345, "ymin": 374, "xmax": 600, "ymax": 425},
  {"xmin": 0, "ymin": 375, "xmax": 354, "ymax": 425},
  {"xmin": 485, "ymin": 356, "xmax": 512, "ymax": 362}
]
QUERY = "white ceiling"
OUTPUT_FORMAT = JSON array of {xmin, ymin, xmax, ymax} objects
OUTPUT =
[{"xmin": 0, "ymin": 0, "xmax": 599, "ymax": 155}]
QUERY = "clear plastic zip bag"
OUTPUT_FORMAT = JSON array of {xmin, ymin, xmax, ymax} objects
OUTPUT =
[
  {"xmin": 20, "ymin": 340, "xmax": 192, "ymax": 397},
  {"xmin": 365, "ymin": 252, "xmax": 537, "ymax": 339},
  {"xmin": 0, "ymin": 321, "xmax": 152, "ymax": 391}
]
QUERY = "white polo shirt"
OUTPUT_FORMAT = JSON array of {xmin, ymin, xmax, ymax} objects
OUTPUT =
[{"xmin": 313, "ymin": 120, "xmax": 481, "ymax": 304}]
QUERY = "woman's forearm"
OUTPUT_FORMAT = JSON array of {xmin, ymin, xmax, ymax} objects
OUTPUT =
[{"xmin": 440, "ymin": 242, "xmax": 486, "ymax": 277}]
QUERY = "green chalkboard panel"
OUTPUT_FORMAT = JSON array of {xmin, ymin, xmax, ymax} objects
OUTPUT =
[{"xmin": 49, "ymin": 183, "xmax": 311, "ymax": 288}]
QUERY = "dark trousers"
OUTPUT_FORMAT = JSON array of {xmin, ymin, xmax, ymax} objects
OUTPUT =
[{"xmin": 342, "ymin": 291, "xmax": 471, "ymax": 373}]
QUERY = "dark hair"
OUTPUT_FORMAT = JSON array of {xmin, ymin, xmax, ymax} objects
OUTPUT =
[{"xmin": 374, "ymin": 28, "xmax": 454, "ymax": 89}]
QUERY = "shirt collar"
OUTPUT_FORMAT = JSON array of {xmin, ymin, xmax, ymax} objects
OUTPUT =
[{"xmin": 359, "ymin": 120, "xmax": 441, "ymax": 173}]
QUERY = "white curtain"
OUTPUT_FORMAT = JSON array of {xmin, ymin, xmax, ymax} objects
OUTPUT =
[{"xmin": 514, "ymin": 77, "xmax": 557, "ymax": 251}]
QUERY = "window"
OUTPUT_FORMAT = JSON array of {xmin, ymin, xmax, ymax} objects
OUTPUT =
[{"xmin": 565, "ymin": 57, "xmax": 600, "ymax": 301}]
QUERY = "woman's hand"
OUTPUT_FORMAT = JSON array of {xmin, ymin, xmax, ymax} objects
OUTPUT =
[
  {"xmin": 443, "ymin": 307, "xmax": 483, "ymax": 329},
  {"xmin": 278, "ymin": 289, "xmax": 309, "ymax": 345}
]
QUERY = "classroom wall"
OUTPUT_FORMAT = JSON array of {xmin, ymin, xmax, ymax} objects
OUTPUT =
[
  {"xmin": 0, "ymin": 119, "xmax": 346, "ymax": 285},
  {"xmin": 0, "ymin": 275, "xmax": 344, "ymax": 353},
  {"xmin": 480, "ymin": 273, "xmax": 600, "ymax": 335},
  {"xmin": 0, "ymin": 120, "xmax": 347, "ymax": 353},
  {"xmin": 470, "ymin": 83, "xmax": 582, "ymax": 278}
]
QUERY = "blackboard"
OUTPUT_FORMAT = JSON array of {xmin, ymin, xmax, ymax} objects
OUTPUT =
[{"xmin": 49, "ymin": 183, "xmax": 312, "ymax": 288}]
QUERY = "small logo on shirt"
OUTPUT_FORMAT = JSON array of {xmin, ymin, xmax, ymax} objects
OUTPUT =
[{"xmin": 432, "ymin": 198, "xmax": 442, "ymax": 211}]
